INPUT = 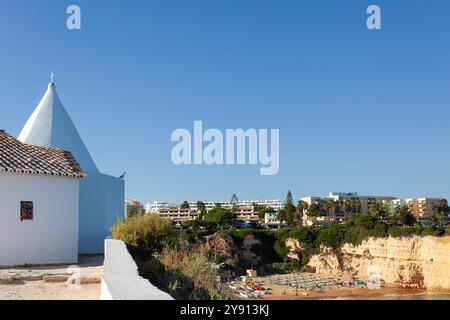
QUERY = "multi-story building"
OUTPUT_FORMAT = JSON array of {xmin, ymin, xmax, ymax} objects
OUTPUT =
[
  {"xmin": 145, "ymin": 198, "xmax": 280, "ymax": 223},
  {"xmin": 187, "ymin": 199, "xmax": 281, "ymax": 212},
  {"xmin": 301, "ymin": 192, "xmax": 397, "ymax": 225},
  {"xmin": 125, "ymin": 198, "xmax": 144, "ymax": 216},
  {"xmin": 385, "ymin": 199, "xmax": 407, "ymax": 215},
  {"xmin": 326, "ymin": 192, "xmax": 397, "ymax": 214},
  {"xmin": 188, "ymin": 201, "xmax": 231, "ymax": 212},
  {"xmin": 264, "ymin": 212, "xmax": 282, "ymax": 228},
  {"xmin": 145, "ymin": 200, "xmax": 175, "ymax": 213},
  {"xmin": 300, "ymin": 196, "xmax": 326, "ymax": 209},
  {"xmin": 403, "ymin": 198, "xmax": 443, "ymax": 217},
  {"xmin": 241, "ymin": 199, "xmax": 283, "ymax": 211},
  {"xmin": 233, "ymin": 205, "xmax": 259, "ymax": 221},
  {"xmin": 158, "ymin": 208, "xmax": 201, "ymax": 222}
]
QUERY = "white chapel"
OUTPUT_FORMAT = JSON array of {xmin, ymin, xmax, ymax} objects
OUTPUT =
[
  {"xmin": 0, "ymin": 130, "xmax": 83, "ymax": 266},
  {"xmin": 17, "ymin": 76, "xmax": 125, "ymax": 254}
]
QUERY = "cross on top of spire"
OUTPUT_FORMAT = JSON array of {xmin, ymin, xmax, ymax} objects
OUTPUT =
[{"xmin": 50, "ymin": 72, "xmax": 55, "ymax": 84}]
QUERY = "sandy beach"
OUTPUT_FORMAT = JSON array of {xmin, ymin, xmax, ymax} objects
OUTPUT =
[{"xmin": 229, "ymin": 272, "xmax": 437, "ymax": 300}]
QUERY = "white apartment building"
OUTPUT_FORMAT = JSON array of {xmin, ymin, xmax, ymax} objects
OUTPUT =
[
  {"xmin": 145, "ymin": 201, "xmax": 175, "ymax": 213},
  {"xmin": 158, "ymin": 208, "xmax": 201, "ymax": 222},
  {"xmin": 143, "ymin": 198, "xmax": 282, "ymax": 223},
  {"xmin": 264, "ymin": 212, "xmax": 282, "ymax": 228},
  {"xmin": 188, "ymin": 201, "xmax": 231, "ymax": 212},
  {"xmin": 241, "ymin": 199, "xmax": 282, "ymax": 210},
  {"xmin": 326, "ymin": 192, "xmax": 397, "ymax": 213},
  {"xmin": 187, "ymin": 199, "xmax": 282, "ymax": 212}
]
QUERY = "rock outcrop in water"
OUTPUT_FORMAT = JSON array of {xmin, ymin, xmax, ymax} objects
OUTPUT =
[{"xmin": 306, "ymin": 236, "xmax": 450, "ymax": 291}]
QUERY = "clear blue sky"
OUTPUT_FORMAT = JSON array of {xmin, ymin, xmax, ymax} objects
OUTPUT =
[{"xmin": 1, "ymin": 0, "xmax": 449, "ymax": 204}]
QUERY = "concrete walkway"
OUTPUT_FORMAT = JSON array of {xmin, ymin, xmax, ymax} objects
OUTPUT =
[{"xmin": 0, "ymin": 255, "xmax": 103, "ymax": 300}]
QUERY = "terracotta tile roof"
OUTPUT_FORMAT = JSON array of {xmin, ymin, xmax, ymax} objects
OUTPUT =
[{"xmin": 0, "ymin": 130, "xmax": 84, "ymax": 178}]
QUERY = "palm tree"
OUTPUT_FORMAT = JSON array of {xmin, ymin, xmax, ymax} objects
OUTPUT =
[
  {"xmin": 396, "ymin": 205, "xmax": 415, "ymax": 227},
  {"xmin": 196, "ymin": 201, "xmax": 206, "ymax": 219},
  {"xmin": 297, "ymin": 200, "xmax": 309, "ymax": 218},
  {"xmin": 430, "ymin": 199, "xmax": 450, "ymax": 227},
  {"xmin": 352, "ymin": 199, "xmax": 362, "ymax": 214},
  {"xmin": 306, "ymin": 203, "xmax": 321, "ymax": 217},
  {"xmin": 369, "ymin": 202, "xmax": 387, "ymax": 218},
  {"xmin": 324, "ymin": 199, "xmax": 338, "ymax": 223},
  {"xmin": 341, "ymin": 199, "xmax": 353, "ymax": 217}
]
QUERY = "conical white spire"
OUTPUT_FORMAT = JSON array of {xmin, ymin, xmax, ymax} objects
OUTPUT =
[{"xmin": 18, "ymin": 77, "xmax": 99, "ymax": 173}]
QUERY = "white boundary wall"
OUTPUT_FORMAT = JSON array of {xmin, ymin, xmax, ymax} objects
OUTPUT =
[{"xmin": 100, "ymin": 239, "xmax": 173, "ymax": 300}]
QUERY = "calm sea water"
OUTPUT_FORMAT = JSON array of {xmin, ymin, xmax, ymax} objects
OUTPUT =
[{"xmin": 376, "ymin": 294, "xmax": 450, "ymax": 300}]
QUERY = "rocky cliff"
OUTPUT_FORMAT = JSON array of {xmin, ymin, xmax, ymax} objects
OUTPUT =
[{"xmin": 306, "ymin": 236, "xmax": 450, "ymax": 291}]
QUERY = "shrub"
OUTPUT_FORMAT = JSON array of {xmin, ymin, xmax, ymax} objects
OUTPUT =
[
  {"xmin": 278, "ymin": 228, "xmax": 317, "ymax": 245},
  {"xmin": 343, "ymin": 226, "xmax": 361, "ymax": 246},
  {"xmin": 299, "ymin": 246, "xmax": 320, "ymax": 266},
  {"xmin": 388, "ymin": 226, "xmax": 415, "ymax": 238},
  {"xmin": 249, "ymin": 231, "xmax": 279, "ymax": 263},
  {"xmin": 111, "ymin": 213, "xmax": 174, "ymax": 259},
  {"xmin": 285, "ymin": 260, "xmax": 301, "ymax": 272},
  {"xmin": 373, "ymin": 222, "xmax": 388, "ymax": 237},
  {"xmin": 227, "ymin": 229, "xmax": 280, "ymax": 264},
  {"xmin": 139, "ymin": 248, "xmax": 234, "ymax": 300},
  {"xmin": 317, "ymin": 224, "xmax": 346, "ymax": 248},
  {"xmin": 421, "ymin": 227, "xmax": 446, "ymax": 237},
  {"xmin": 353, "ymin": 214, "xmax": 378, "ymax": 230},
  {"xmin": 273, "ymin": 240, "xmax": 289, "ymax": 260}
]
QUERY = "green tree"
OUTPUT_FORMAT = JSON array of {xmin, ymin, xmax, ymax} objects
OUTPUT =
[
  {"xmin": 398, "ymin": 210, "xmax": 415, "ymax": 227},
  {"xmin": 342, "ymin": 199, "xmax": 360, "ymax": 216},
  {"xmin": 196, "ymin": 201, "xmax": 206, "ymax": 213},
  {"xmin": 324, "ymin": 199, "xmax": 339, "ymax": 223},
  {"xmin": 230, "ymin": 194, "xmax": 239, "ymax": 205},
  {"xmin": 352, "ymin": 199, "xmax": 362, "ymax": 214},
  {"xmin": 285, "ymin": 190, "xmax": 293, "ymax": 206},
  {"xmin": 284, "ymin": 202, "xmax": 297, "ymax": 227},
  {"xmin": 430, "ymin": 199, "xmax": 450, "ymax": 218},
  {"xmin": 257, "ymin": 206, "xmax": 275, "ymax": 221},
  {"xmin": 252, "ymin": 202, "xmax": 264, "ymax": 212},
  {"xmin": 127, "ymin": 206, "xmax": 143, "ymax": 218},
  {"xmin": 181, "ymin": 201, "xmax": 190, "ymax": 209},
  {"xmin": 306, "ymin": 203, "xmax": 322, "ymax": 217},
  {"xmin": 297, "ymin": 200, "xmax": 309, "ymax": 217},
  {"xmin": 204, "ymin": 208, "xmax": 235, "ymax": 227},
  {"xmin": 353, "ymin": 213, "xmax": 378, "ymax": 230},
  {"xmin": 196, "ymin": 201, "xmax": 206, "ymax": 219},
  {"xmin": 277, "ymin": 209, "xmax": 287, "ymax": 225},
  {"xmin": 369, "ymin": 202, "xmax": 387, "ymax": 218},
  {"xmin": 395, "ymin": 205, "xmax": 415, "ymax": 227},
  {"xmin": 230, "ymin": 194, "xmax": 239, "ymax": 211},
  {"xmin": 317, "ymin": 225, "xmax": 346, "ymax": 249},
  {"xmin": 341, "ymin": 199, "xmax": 352, "ymax": 217}
]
